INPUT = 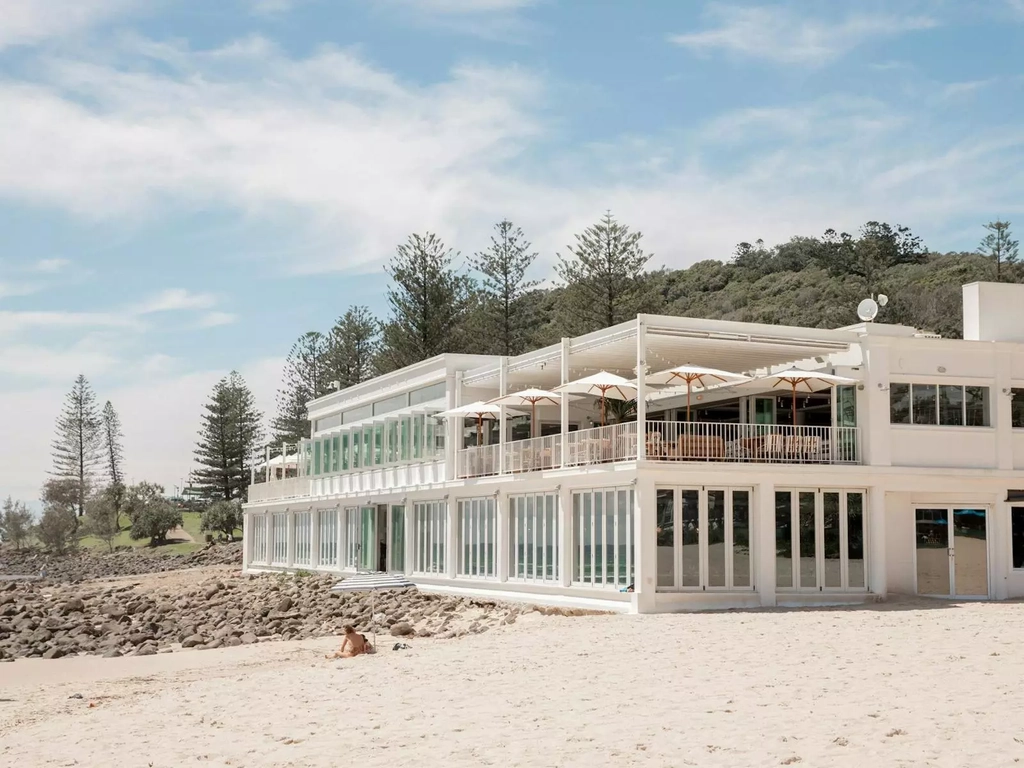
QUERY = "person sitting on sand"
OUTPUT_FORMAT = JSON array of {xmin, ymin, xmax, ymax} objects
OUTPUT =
[{"xmin": 326, "ymin": 625, "xmax": 372, "ymax": 659}]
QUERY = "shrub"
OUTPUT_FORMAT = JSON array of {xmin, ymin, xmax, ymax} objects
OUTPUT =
[
  {"xmin": 35, "ymin": 506, "xmax": 78, "ymax": 554},
  {"xmin": 83, "ymin": 489, "xmax": 122, "ymax": 552},
  {"xmin": 130, "ymin": 500, "xmax": 183, "ymax": 546},
  {"xmin": 1, "ymin": 497, "xmax": 33, "ymax": 550},
  {"xmin": 201, "ymin": 500, "xmax": 242, "ymax": 541}
]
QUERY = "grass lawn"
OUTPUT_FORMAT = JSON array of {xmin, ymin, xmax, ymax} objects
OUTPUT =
[{"xmin": 78, "ymin": 512, "xmax": 205, "ymax": 556}]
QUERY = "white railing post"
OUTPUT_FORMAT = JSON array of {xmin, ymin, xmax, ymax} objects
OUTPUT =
[
  {"xmin": 498, "ymin": 356, "xmax": 507, "ymax": 475},
  {"xmin": 560, "ymin": 338, "xmax": 569, "ymax": 468},
  {"xmin": 635, "ymin": 318, "xmax": 647, "ymax": 462}
]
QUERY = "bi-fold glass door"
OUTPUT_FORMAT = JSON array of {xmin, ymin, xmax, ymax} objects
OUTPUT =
[
  {"xmin": 775, "ymin": 489, "xmax": 866, "ymax": 591},
  {"xmin": 656, "ymin": 486, "xmax": 753, "ymax": 591}
]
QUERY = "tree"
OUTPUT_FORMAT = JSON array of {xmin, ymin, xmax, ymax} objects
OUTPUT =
[
  {"xmin": 130, "ymin": 496, "xmax": 183, "ymax": 547},
  {"xmin": 37, "ymin": 479, "xmax": 80, "ymax": 553},
  {"xmin": 100, "ymin": 400, "xmax": 125, "ymax": 525},
  {"xmin": 83, "ymin": 488, "xmax": 121, "ymax": 552},
  {"xmin": 194, "ymin": 371, "xmax": 265, "ymax": 502},
  {"xmin": 0, "ymin": 497, "xmax": 33, "ymax": 550},
  {"xmin": 977, "ymin": 220, "xmax": 1019, "ymax": 281},
  {"xmin": 272, "ymin": 331, "xmax": 332, "ymax": 446},
  {"xmin": 555, "ymin": 211, "xmax": 656, "ymax": 334},
  {"xmin": 201, "ymin": 499, "xmax": 243, "ymax": 541},
  {"xmin": 470, "ymin": 220, "xmax": 540, "ymax": 356},
  {"xmin": 378, "ymin": 232, "xmax": 473, "ymax": 371},
  {"xmin": 51, "ymin": 374, "xmax": 103, "ymax": 517},
  {"xmin": 122, "ymin": 481, "xmax": 165, "ymax": 525},
  {"xmin": 328, "ymin": 306, "xmax": 379, "ymax": 388},
  {"xmin": 818, "ymin": 221, "xmax": 927, "ymax": 289}
]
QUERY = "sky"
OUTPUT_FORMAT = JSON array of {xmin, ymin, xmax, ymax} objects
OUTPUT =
[{"xmin": 1, "ymin": 0, "xmax": 1023, "ymax": 506}]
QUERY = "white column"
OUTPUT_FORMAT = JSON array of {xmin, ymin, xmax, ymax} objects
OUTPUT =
[
  {"xmin": 862, "ymin": 340, "xmax": 891, "ymax": 466},
  {"xmin": 560, "ymin": 338, "xmax": 570, "ymax": 467},
  {"xmin": 335, "ymin": 504, "xmax": 343, "ymax": 570},
  {"xmin": 445, "ymin": 372, "xmax": 459, "ymax": 481},
  {"xmin": 497, "ymin": 492, "xmax": 509, "ymax": 583},
  {"xmin": 446, "ymin": 496, "xmax": 457, "ymax": 579},
  {"xmin": 310, "ymin": 506, "xmax": 320, "ymax": 570},
  {"xmin": 994, "ymin": 348, "xmax": 1013, "ymax": 470},
  {"xmin": 757, "ymin": 482, "xmax": 777, "ymax": 607},
  {"xmin": 499, "ymin": 356, "xmax": 508, "ymax": 475},
  {"xmin": 558, "ymin": 484, "xmax": 571, "ymax": 587},
  {"xmin": 632, "ymin": 476, "xmax": 657, "ymax": 613},
  {"xmin": 635, "ymin": 318, "xmax": 647, "ymax": 461},
  {"xmin": 242, "ymin": 511, "xmax": 251, "ymax": 572},
  {"xmin": 286, "ymin": 509, "xmax": 295, "ymax": 568},
  {"xmin": 867, "ymin": 485, "xmax": 887, "ymax": 598}
]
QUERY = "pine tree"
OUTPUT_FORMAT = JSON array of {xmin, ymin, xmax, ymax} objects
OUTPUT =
[
  {"xmin": 272, "ymin": 331, "xmax": 332, "ymax": 445},
  {"xmin": 1, "ymin": 497, "xmax": 33, "ymax": 550},
  {"xmin": 50, "ymin": 374, "xmax": 103, "ymax": 517},
  {"xmin": 194, "ymin": 371, "xmax": 265, "ymax": 502},
  {"xmin": 470, "ymin": 220, "xmax": 540, "ymax": 356},
  {"xmin": 555, "ymin": 211, "xmax": 655, "ymax": 335},
  {"xmin": 977, "ymin": 220, "xmax": 1019, "ymax": 281},
  {"xmin": 378, "ymin": 232, "xmax": 473, "ymax": 371},
  {"xmin": 328, "ymin": 306, "xmax": 379, "ymax": 387},
  {"xmin": 100, "ymin": 400, "xmax": 125, "ymax": 525}
]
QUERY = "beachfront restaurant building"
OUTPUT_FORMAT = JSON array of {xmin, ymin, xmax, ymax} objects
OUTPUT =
[{"xmin": 242, "ymin": 281, "xmax": 1024, "ymax": 613}]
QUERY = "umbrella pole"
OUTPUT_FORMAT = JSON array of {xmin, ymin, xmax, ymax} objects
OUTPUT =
[
  {"xmin": 791, "ymin": 383, "xmax": 798, "ymax": 427},
  {"xmin": 477, "ymin": 414, "xmax": 482, "ymax": 446},
  {"xmin": 532, "ymin": 401, "xmax": 537, "ymax": 439},
  {"xmin": 601, "ymin": 392, "xmax": 606, "ymax": 427}
]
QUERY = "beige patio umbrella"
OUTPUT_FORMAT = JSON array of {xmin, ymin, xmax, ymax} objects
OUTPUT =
[
  {"xmin": 436, "ymin": 401, "xmax": 514, "ymax": 446},
  {"xmin": 554, "ymin": 371, "xmax": 636, "ymax": 426},
  {"xmin": 646, "ymin": 364, "xmax": 748, "ymax": 421},
  {"xmin": 488, "ymin": 388, "xmax": 560, "ymax": 438},
  {"xmin": 751, "ymin": 369, "xmax": 856, "ymax": 426}
]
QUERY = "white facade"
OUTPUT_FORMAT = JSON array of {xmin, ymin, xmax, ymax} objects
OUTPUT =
[{"xmin": 242, "ymin": 282, "xmax": 1024, "ymax": 612}]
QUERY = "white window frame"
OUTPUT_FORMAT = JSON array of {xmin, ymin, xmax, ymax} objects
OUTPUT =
[
  {"xmin": 344, "ymin": 506, "xmax": 361, "ymax": 569},
  {"xmin": 572, "ymin": 486, "xmax": 635, "ymax": 590},
  {"xmin": 317, "ymin": 508, "xmax": 339, "ymax": 569},
  {"xmin": 890, "ymin": 382, "xmax": 991, "ymax": 427},
  {"xmin": 508, "ymin": 492, "xmax": 559, "ymax": 583},
  {"xmin": 457, "ymin": 497, "xmax": 497, "ymax": 579},
  {"xmin": 249, "ymin": 514, "xmax": 268, "ymax": 565},
  {"xmin": 271, "ymin": 513, "xmax": 288, "ymax": 565},
  {"xmin": 293, "ymin": 511, "xmax": 312, "ymax": 567}
]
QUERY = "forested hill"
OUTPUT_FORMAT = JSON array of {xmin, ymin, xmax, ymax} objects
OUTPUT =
[{"xmin": 269, "ymin": 216, "xmax": 1020, "ymax": 444}]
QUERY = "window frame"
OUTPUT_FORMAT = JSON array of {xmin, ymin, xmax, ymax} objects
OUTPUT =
[{"xmin": 889, "ymin": 382, "xmax": 991, "ymax": 428}]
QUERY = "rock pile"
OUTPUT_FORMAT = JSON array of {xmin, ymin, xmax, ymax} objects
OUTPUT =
[
  {"xmin": 0, "ymin": 572, "xmax": 528, "ymax": 660},
  {"xmin": 0, "ymin": 542, "xmax": 242, "ymax": 584}
]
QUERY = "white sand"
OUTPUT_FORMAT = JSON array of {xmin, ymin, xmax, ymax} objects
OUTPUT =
[{"xmin": 2, "ymin": 598, "xmax": 1024, "ymax": 767}]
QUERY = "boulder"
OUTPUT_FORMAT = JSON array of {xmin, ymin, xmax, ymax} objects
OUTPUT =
[
  {"xmin": 181, "ymin": 635, "xmax": 206, "ymax": 649},
  {"xmin": 389, "ymin": 622, "xmax": 414, "ymax": 637},
  {"xmin": 60, "ymin": 598, "xmax": 85, "ymax": 615}
]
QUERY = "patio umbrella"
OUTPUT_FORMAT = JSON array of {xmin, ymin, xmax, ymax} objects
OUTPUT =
[
  {"xmin": 435, "ymin": 401, "xmax": 513, "ymax": 446},
  {"xmin": 646, "ymin": 364, "xmax": 748, "ymax": 421},
  {"xmin": 751, "ymin": 369, "xmax": 856, "ymax": 426},
  {"xmin": 488, "ymin": 388, "xmax": 561, "ymax": 438},
  {"xmin": 331, "ymin": 571, "xmax": 416, "ymax": 648},
  {"xmin": 554, "ymin": 371, "xmax": 636, "ymax": 426}
]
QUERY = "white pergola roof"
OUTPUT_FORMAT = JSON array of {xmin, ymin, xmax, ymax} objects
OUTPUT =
[{"xmin": 461, "ymin": 315, "xmax": 857, "ymax": 392}]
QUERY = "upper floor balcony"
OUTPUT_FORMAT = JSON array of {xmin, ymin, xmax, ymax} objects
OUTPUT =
[{"xmin": 455, "ymin": 420, "xmax": 860, "ymax": 479}]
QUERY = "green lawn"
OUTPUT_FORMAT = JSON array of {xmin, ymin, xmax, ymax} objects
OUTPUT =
[{"xmin": 78, "ymin": 512, "xmax": 205, "ymax": 555}]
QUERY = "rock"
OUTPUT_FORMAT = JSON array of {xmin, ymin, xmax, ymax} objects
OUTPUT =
[
  {"xmin": 389, "ymin": 622, "xmax": 414, "ymax": 637},
  {"xmin": 41, "ymin": 647, "xmax": 64, "ymax": 659},
  {"xmin": 239, "ymin": 632, "xmax": 258, "ymax": 645},
  {"xmin": 60, "ymin": 598, "xmax": 85, "ymax": 615},
  {"xmin": 134, "ymin": 646, "xmax": 156, "ymax": 656},
  {"xmin": 181, "ymin": 635, "xmax": 206, "ymax": 649},
  {"xmin": 225, "ymin": 636, "xmax": 243, "ymax": 647},
  {"xmin": 101, "ymin": 604, "xmax": 126, "ymax": 620},
  {"xmin": 275, "ymin": 597, "xmax": 293, "ymax": 612}
]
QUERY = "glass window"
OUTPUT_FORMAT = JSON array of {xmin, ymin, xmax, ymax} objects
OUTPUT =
[
  {"xmin": 732, "ymin": 490, "xmax": 751, "ymax": 588},
  {"xmin": 912, "ymin": 384, "xmax": 937, "ymax": 425},
  {"xmin": 362, "ymin": 430, "xmax": 372, "ymax": 467},
  {"xmin": 410, "ymin": 381, "xmax": 447, "ymax": 406},
  {"xmin": 847, "ymin": 493, "xmax": 865, "ymax": 588},
  {"xmin": 511, "ymin": 493, "xmax": 561, "ymax": 583},
  {"xmin": 837, "ymin": 385, "xmax": 857, "ymax": 427},
  {"xmin": 707, "ymin": 490, "xmax": 726, "ymax": 588},
  {"xmin": 373, "ymin": 392, "xmax": 408, "ymax": 416},
  {"xmin": 413, "ymin": 415, "xmax": 424, "ymax": 460},
  {"xmin": 350, "ymin": 429, "xmax": 361, "ymax": 468},
  {"xmin": 386, "ymin": 421, "xmax": 399, "ymax": 462},
  {"xmin": 373, "ymin": 424, "xmax": 383, "ymax": 465},
  {"xmin": 313, "ymin": 440, "xmax": 323, "ymax": 476},
  {"xmin": 331, "ymin": 436, "xmax": 340, "ymax": 472},
  {"xmin": 798, "ymin": 492, "xmax": 817, "ymax": 588},
  {"xmin": 315, "ymin": 414, "xmax": 341, "ymax": 432},
  {"xmin": 1013, "ymin": 507, "xmax": 1024, "ymax": 570},
  {"xmin": 656, "ymin": 489, "xmax": 674, "ymax": 587},
  {"xmin": 425, "ymin": 418, "xmax": 437, "ymax": 459},
  {"xmin": 823, "ymin": 492, "xmax": 841, "ymax": 588},
  {"xmin": 965, "ymin": 386, "xmax": 990, "ymax": 427},
  {"xmin": 681, "ymin": 489, "xmax": 700, "ymax": 588},
  {"xmin": 342, "ymin": 403, "xmax": 373, "ymax": 424},
  {"xmin": 775, "ymin": 491, "xmax": 793, "ymax": 588},
  {"xmin": 1013, "ymin": 389, "xmax": 1024, "ymax": 429},
  {"xmin": 889, "ymin": 384, "xmax": 911, "ymax": 424},
  {"xmin": 400, "ymin": 417, "xmax": 411, "ymax": 461},
  {"xmin": 341, "ymin": 433, "xmax": 350, "ymax": 470},
  {"xmin": 938, "ymin": 385, "xmax": 963, "ymax": 426},
  {"xmin": 390, "ymin": 505, "xmax": 405, "ymax": 573}
]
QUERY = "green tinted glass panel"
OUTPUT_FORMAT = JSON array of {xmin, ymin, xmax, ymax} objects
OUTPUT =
[
  {"xmin": 390, "ymin": 505, "xmax": 405, "ymax": 572},
  {"xmin": 387, "ymin": 421, "xmax": 398, "ymax": 462},
  {"xmin": 313, "ymin": 440, "xmax": 322, "ymax": 475},
  {"xmin": 363, "ymin": 430, "xmax": 371, "ymax": 466},
  {"xmin": 341, "ymin": 433, "xmax": 350, "ymax": 470},
  {"xmin": 425, "ymin": 418, "xmax": 436, "ymax": 458},
  {"xmin": 400, "ymin": 418, "xmax": 410, "ymax": 461},
  {"xmin": 374, "ymin": 424, "xmax": 383, "ymax": 465},
  {"xmin": 332, "ymin": 436, "xmax": 341, "ymax": 472},
  {"xmin": 413, "ymin": 415, "xmax": 423, "ymax": 459},
  {"xmin": 351, "ymin": 429, "xmax": 361, "ymax": 468}
]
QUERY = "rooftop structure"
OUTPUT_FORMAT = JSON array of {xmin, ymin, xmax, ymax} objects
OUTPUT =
[{"xmin": 243, "ymin": 282, "xmax": 1024, "ymax": 613}]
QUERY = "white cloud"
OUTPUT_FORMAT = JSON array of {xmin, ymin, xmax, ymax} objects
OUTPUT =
[
  {"xmin": 134, "ymin": 288, "xmax": 218, "ymax": 314},
  {"xmin": 196, "ymin": 311, "xmax": 237, "ymax": 328},
  {"xmin": 34, "ymin": 257, "xmax": 71, "ymax": 273},
  {"xmin": 0, "ymin": 0, "xmax": 134, "ymax": 50},
  {"xmin": 942, "ymin": 79, "xmax": 998, "ymax": 99},
  {"xmin": 380, "ymin": 0, "xmax": 537, "ymax": 12},
  {"xmin": 670, "ymin": 4, "xmax": 938, "ymax": 65},
  {"xmin": 0, "ymin": 280, "xmax": 41, "ymax": 298}
]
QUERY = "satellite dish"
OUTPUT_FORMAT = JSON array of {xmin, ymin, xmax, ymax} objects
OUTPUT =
[
  {"xmin": 877, "ymin": 294, "xmax": 889, "ymax": 307},
  {"xmin": 857, "ymin": 298, "xmax": 879, "ymax": 322}
]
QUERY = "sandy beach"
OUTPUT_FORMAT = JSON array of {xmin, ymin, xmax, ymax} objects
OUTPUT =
[{"xmin": 2, "ymin": 598, "xmax": 1023, "ymax": 767}]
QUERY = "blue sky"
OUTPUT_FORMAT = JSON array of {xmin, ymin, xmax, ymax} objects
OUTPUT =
[{"xmin": 2, "ymin": 0, "xmax": 1023, "ymax": 504}]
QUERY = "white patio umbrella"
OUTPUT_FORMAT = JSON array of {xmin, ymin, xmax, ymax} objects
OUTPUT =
[
  {"xmin": 436, "ymin": 401, "xmax": 517, "ymax": 446},
  {"xmin": 646, "ymin": 364, "xmax": 748, "ymax": 421},
  {"xmin": 331, "ymin": 571, "xmax": 416, "ymax": 648},
  {"xmin": 488, "ymin": 388, "xmax": 561, "ymax": 438},
  {"xmin": 751, "ymin": 369, "xmax": 856, "ymax": 426},
  {"xmin": 554, "ymin": 371, "xmax": 636, "ymax": 426}
]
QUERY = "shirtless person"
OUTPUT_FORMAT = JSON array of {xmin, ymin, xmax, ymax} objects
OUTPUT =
[{"xmin": 326, "ymin": 625, "xmax": 370, "ymax": 659}]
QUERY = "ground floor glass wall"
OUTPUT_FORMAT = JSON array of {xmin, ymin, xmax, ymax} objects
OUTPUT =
[
  {"xmin": 572, "ymin": 487, "xmax": 635, "ymax": 590},
  {"xmin": 293, "ymin": 512, "xmax": 312, "ymax": 566},
  {"xmin": 317, "ymin": 508, "xmax": 339, "ymax": 568},
  {"xmin": 775, "ymin": 489, "xmax": 865, "ymax": 591},
  {"xmin": 249, "ymin": 515, "xmax": 268, "ymax": 564},
  {"xmin": 509, "ymin": 493, "xmax": 559, "ymax": 583},
  {"xmin": 458, "ymin": 497, "xmax": 497, "ymax": 578},
  {"xmin": 413, "ymin": 500, "xmax": 447, "ymax": 575},
  {"xmin": 271, "ymin": 513, "xmax": 288, "ymax": 565}
]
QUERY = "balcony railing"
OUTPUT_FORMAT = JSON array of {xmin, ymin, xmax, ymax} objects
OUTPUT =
[{"xmin": 454, "ymin": 421, "xmax": 860, "ymax": 478}]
